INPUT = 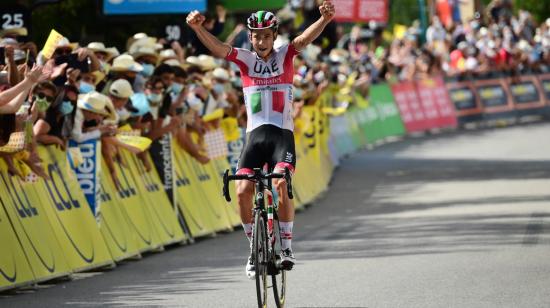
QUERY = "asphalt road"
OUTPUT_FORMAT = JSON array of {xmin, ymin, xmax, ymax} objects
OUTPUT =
[{"xmin": 2, "ymin": 122, "xmax": 550, "ymax": 308}]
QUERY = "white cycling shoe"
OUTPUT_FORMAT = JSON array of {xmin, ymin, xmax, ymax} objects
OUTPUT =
[
  {"xmin": 245, "ymin": 255, "xmax": 255, "ymax": 279},
  {"xmin": 280, "ymin": 248, "xmax": 295, "ymax": 269}
]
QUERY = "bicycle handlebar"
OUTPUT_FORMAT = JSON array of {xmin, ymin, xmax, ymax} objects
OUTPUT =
[{"xmin": 222, "ymin": 168, "xmax": 293, "ymax": 202}]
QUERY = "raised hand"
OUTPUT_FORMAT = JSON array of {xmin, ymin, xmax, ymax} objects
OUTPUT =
[
  {"xmin": 186, "ymin": 10, "xmax": 206, "ymax": 30},
  {"xmin": 319, "ymin": 0, "xmax": 335, "ymax": 20},
  {"xmin": 25, "ymin": 64, "xmax": 47, "ymax": 83}
]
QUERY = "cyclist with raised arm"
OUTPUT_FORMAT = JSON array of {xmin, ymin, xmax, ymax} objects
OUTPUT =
[{"xmin": 187, "ymin": 0, "xmax": 335, "ymax": 279}]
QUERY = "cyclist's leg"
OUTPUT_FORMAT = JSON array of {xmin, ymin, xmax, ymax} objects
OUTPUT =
[
  {"xmin": 235, "ymin": 129, "xmax": 265, "ymax": 243},
  {"xmin": 271, "ymin": 128, "xmax": 296, "ymax": 266}
]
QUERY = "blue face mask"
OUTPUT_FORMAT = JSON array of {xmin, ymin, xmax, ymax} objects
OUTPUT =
[
  {"xmin": 140, "ymin": 64, "xmax": 155, "ymax": 77},
  {"xmin": 79, "ymin": 81, "xmax": 95, "ymax": 94},
  {"xmin": 59, "ymin": 101, "xmax": 74, "ymax": 115},
  {"xmin": 294, "ymin": 88, "xmax": 303, "ymax": 100},
  {"xmin": 171, "ymin": 82, "xmax": 184, "ymax": 95},
  {"xmin": 147, "ymin": 93, "xmax": 162, "ymax": 104},
  {"xmin": 213, "ymin": 83, "xmax": 225, "ymax": 94}
]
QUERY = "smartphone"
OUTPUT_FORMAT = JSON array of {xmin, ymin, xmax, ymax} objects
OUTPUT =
[
  {"xmin": 54, "ymin": 53, "xmax": 90, "ymax": 73},
  {"xmin": 0, "ymin": 47, "xmax": 5, "ymax": 66}
]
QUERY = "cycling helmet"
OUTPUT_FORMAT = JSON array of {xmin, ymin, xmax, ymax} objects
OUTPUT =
[{"xmin": 247, "ymin": 11, "xmax": 279, "ymax": 31}]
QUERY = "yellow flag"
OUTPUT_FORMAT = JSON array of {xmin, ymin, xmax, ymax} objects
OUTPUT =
[
  {"xmin": 202, "ymin": 108, "xmax": 224, "ymax": 122},
  {"xmin": 42, "ymin": 29, "xmax": 65, "ymax": 59},
  {"xmin": 393, "ymin": 24, "xmax": 408, "ymax": 40},
  {"xmin": 220, "ymin": 117, "xmax": 240, "ymax": 142},
  {"xmin": 116, "ymin": 135, "xmax": 152, "ymax": 152}
]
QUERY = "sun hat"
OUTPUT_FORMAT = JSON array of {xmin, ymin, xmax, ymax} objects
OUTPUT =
[
  {"xmin": 212, "ymin": 67, "xmax": 230, "ymax": 81},
  {"xmin": 131, "ymin": 45, "xmax": 159, "ymax": 63},
  {"xmin": 197, "ymin": 54, "xmax": 218, "ymax": 71},
  {"xmin": 87, "ymin": 42, "xmax": 118, "ymax": 62},
  {"xmin": 77, "ymin": 91, "xmax": 110, "ymax": 115},
  {"xmin": 110, "ymin": 54, "xmax": 143, "ymax": 72},
  {"xmin": 109, "ymin": 79, "xmax": 134, "ymax": 98},
  {"xmin": 0, "ymin": 27, "xmax": 28, "ymax": 38}
]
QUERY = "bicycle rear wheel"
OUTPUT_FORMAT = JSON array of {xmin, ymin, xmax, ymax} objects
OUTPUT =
[
  {"xmin": 254, "ymin": 213, "xmax": 268, "ymax": 308},
  {"xmin": 272, "ymin": 221, "xmax": 286, "ymax": 308}
]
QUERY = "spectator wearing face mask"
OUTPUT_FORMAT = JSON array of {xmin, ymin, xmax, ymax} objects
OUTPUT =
[
  {"xmin": 102, "ymin": 55, "xmax": 143, "ymax": 94},
  {"xmin": 107, "ymin": 79, "xmax": 136, "ymax": 126}
]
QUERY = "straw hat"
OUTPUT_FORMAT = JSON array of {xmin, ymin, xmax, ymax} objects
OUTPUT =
[
  {"xmin": 77, "ymin": 91, "xmax": 110, "ymax": 115},
  {"xmin": 110, "ymin": 54, "xmax": 143, "ymax": 72},
  {"xmin": 109, "ymin": 79, "xmax": 134, "ymax": 98},
  {"xmin": 185, "ymin": 56, "xmax": 201, "ymax": 67},
  {"xmin": 159, "ymin": 49, "xmax": 178, "ymax": 61},
  {"xmin": 0, "ymin": 27, "xmax": 28, "ymax": 38},
  {"xmin": 131, "ymin": 45, "xmax": 159, "ymax": 63},
  {"xmin": 212, "ymin": 67, "xmax": 230, "ymax": 81},
  {"xmin": 87, "ymin": 42, "xmax": 118, "ymax": 62},
  {"xmin": 164, "ymin": 59, "xmax": 183, "ymax": 67},
  {"xmin": 197, "ymin": 54, "xmax": 218, "ymax": 71},
  {"xmin": 54, "ymin": 37, "xmax": 78, "ymax": 51}
]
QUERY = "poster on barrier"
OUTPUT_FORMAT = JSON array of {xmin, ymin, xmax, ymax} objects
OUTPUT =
[
  {"xmin": 369, "ymin": 83, "xmax": 406, "ymax": 138},
  {"xmin": 445, "ymin": 79, "xmax": 482, "ymax": 118},
  {"xmin": 507, "ymin": 75, "xmax": 545, "ymax": 111},
  {"xmin": 391, "ymin": 81, "xmax": 430, "ymax": 132},
  {"xmin": 0, "ymin": 194, "xmax": 36, "ymax": 291},
  {"xmin": 538, "ymin": 73, "xmax": 550, "ymax": 103},
  {"xmin": 416, "ymin": 77, "xmax": 458, "ymax": 128},
  {"xmin": 149, "ymin": 134, "xmax": 175, "ymax": 206},
  {"xmin": 474, "ymin": 78, "xmax": 513, "ymax": 114},
  {"xmin": 68, "ymin": 139, "xmax": 101, "ymax": 217}
]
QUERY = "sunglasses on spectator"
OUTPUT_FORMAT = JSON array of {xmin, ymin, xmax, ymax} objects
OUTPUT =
[{"xmin": 35, "ymin": 92, "xmax": 55, "ymax": 103}]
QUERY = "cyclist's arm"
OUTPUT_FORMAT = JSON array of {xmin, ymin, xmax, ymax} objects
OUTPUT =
[
  {"xmin": 186, "ymin": 11, "xmax": 231, "ymax": 59},
  {"xmin": 291, "ymin": 0, "xmax": 335, "ymax": 51}
]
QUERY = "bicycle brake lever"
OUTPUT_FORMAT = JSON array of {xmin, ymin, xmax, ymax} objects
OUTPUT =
[{"xmin": 223, "ymin": 169, "xmax": 231, "ymax": 202}]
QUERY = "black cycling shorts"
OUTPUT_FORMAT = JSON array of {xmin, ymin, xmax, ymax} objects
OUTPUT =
[{"xmin": 237, "ymin": 124, "xmax": 296, "ymax": 174}]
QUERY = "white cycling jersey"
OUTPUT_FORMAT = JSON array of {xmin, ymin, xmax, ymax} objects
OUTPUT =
[{"xmin": 225, "ymin": 43, "xmax": 300, "ymax": 133}]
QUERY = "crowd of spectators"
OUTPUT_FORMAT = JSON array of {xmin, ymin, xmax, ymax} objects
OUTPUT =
[{"xmin": 0, "ymin": 0, "xmax": 548, "ymax": 184}]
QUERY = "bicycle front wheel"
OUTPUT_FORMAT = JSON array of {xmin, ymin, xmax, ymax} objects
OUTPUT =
[
  {"xmin": 272, "ymin": 221, "xmax": 286, "ymax": 308},
  {"xmin": 254, "ymin": 213, "xmax": 268, "ymax": 308}
]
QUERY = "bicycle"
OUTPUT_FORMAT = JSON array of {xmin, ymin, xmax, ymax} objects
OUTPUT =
[{"xmin": 223, "ymin": 167, "xmax": 294, "ymax": 308}]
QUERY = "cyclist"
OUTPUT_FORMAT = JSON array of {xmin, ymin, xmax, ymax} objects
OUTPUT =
[{"xmin": 187, "ymin": 0, "xmax": 335, "ymax": 278}]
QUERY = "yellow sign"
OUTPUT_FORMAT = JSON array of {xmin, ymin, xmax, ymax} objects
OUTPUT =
[{"xmin": 41, "ymin": 29, "xmax": 65, "ymax": 60}]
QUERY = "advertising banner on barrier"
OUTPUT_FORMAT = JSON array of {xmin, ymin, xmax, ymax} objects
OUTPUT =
[
  {"xmin": 370, "ymin": 83, "xmax": 406, "ymax": 138},
  {"xmin": 416, "ymin": 77, "xmax": 458, "ymax": 128},
  {"xmin": 226, "ymin": 127, "xmax": 245, "ymax": 174},
  {"xmin": 538, "ymin": 73, "xmax": 550, "ymax": 103},
  {"xmin": 475, "ymin": 79, "xmax": 513, "ymax": 113},
  {"xmin": 391, "ymin": 81, "xmax": 429, "ymax": 132},
  {"xmin": 149, "ymin": 134, "xmax": 175, "ymax": 206},
  {"xmin": 0, "ymin": 195, "xmax": 35, "ymax": 291},
  {"xmin": 445, "ymin": 79, "xmax": 482, "ymax": 118},
  {"xmin": 507, "ymin": 75, "xmax": 545, "ymax": 111},
  {"xmin": 68, "ymin": 139, "xmax": 101, "ymax": 217}
]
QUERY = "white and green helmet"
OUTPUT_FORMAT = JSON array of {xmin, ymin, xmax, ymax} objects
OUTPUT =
[{"xmin": 247, "ymin": 10, "xmax": 279, "ymax": 31}]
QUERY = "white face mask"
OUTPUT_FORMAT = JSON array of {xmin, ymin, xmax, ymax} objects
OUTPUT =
[
  {"xmin": 117, "ymin": 108, "xmax": 131, "ymax": 121},
  {"xmin": 186, "ymin": 94, "xmax": 204, "ymax": 112}
]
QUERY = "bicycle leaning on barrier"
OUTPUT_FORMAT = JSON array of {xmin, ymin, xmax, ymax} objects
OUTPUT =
[{"xmin": 223, "ymin": 167, "xmax": 293, "ymax": 308}]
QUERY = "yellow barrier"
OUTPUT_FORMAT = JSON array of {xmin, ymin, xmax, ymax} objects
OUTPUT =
[
  {"xmin": 172, "ymin": 140, "xmax": 216, "ymax": 238},
  {"xmin": 35, "ymin": 146, "xmax": 113, "ymax": 272},
  {"xmin": 106, "ymin": 155, "xmax": 162, "ymax": 252},
  {"xmin": 98, "ymin": 161, "xmax": 142, "ymax": 261},
  {"xmin": 123, "ymin": 151, "xmax": 186, "ymax": 245},
  {"xmin": 0, "ymin": 192, "xmax": 36, "ymax": 291},
  {"xmin": 0, "ymin": 160, "xmax": 72, "ymax": 285}
]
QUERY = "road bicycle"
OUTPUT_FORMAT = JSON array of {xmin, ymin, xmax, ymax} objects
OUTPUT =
[{"xmin": 223, "ymin": 167, "xmax": 294, "ymax": 308}]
